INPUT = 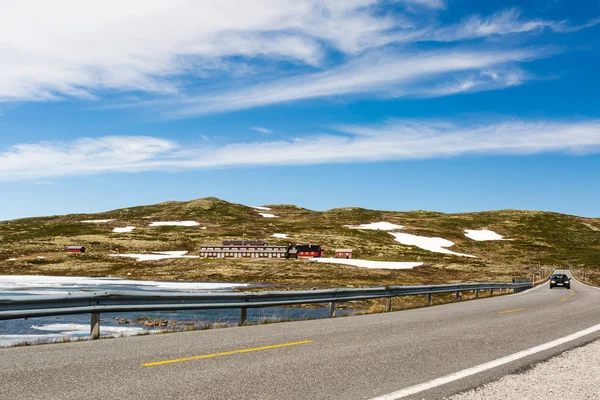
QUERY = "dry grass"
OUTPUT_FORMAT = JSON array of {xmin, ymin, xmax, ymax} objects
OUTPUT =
[{"xmin": 1, "ymin": 197, "xmax": 598, "ymax": 288}]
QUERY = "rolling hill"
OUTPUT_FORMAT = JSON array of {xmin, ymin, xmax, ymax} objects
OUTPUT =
[{"xmin": 1, "ymin": 197, "xmax": 598, "ymax": 288}]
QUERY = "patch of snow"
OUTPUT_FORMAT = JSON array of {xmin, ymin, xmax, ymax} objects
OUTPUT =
[
  {"xmin": 313, "ymin": 258, "xmax": 423, "ymax": 270},
  {"xmin": 149, "ymin": 221, "xmax": 201, "ymax": 227},
  {"xmin": 113, "ymin": 226, "xmax": 136, "ymax": 233},
  {"xmin": 464, "ymin": 229, "xmax": 508, "ymax": 241},
  {"xmin": 31, "ymin": 323, "xmax": 145, "ymax": 336},
  {"xmin": 390, "ymin": 232, "xmax": 476, "ymax": 258},
  {"xmin": 0, "ymin": 275, "xmax": 248, "ymax": 292},
  {"xmin": 110, "ymin": 251, "xmax": 200, "ymax": 261},
  {"xmin": 258, "ymin": 213, "xmax": 279, "ymax": 218},
  {"xmin": 36, "ymin": 256, "xmax": 46, "ymax": 259},
  {"xmin": 251, "ymin": 206, "xmax": 272, "ymax": 211},
  {"xmin": 346, "ymin": 222, "xmax": 404, "ymax": 231},
  {"xmin": 5, "ymin": 258, "xmax": 17, "ymax": 261},
  {"xmin": 271, "ymin": 233, "xmax": 289, "ymax": 238},
  {"xmin": 80, "ymin": 219, "xmax": 115, "ymax": 223}
]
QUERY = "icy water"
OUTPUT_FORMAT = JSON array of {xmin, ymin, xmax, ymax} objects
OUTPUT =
[{"xmin": 0, "ymin": 275, "xmax": 351, "ymax": 346}]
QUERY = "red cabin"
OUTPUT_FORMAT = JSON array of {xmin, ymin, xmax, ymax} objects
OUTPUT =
[
  {"xmin": 67, "ymin": 246, "xmax": 86, "ymax": 254},
  {"xmin": 295, "ymin": 244, "xmax": 324, "ymax": 258}
]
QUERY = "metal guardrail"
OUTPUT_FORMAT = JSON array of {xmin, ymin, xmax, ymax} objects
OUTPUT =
[{"xmin": 0, "ymin": 281, "xmax": 532, "ymax": 339}]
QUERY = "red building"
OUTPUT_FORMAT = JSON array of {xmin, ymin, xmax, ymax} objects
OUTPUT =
[
  {"xmin": 335, "ymin": 249, "xmax": 353, "ymax": 259},
  {"xmin": 67, "ymin": 246, "xmax": 85, "ymax": 254},
  {"xmin": 295, "ymin": 245, "xmax": 324, "ymax": 258}
]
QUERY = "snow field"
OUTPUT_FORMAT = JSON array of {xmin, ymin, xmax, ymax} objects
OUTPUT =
[
  {"xmin": 464, "ymin": 229, "xmax": 508, "ymax": 241},
  {"xmin": 313, "ymin": 258, "xmax": 423, "ymax": 270},
  {"xmin": 346, "ymin": 222, "xmax": 404, "ymax": 231},
  {"xmin": 389, "ymin": 232, "xmax": 476, "ymax": 258},
  {"xmin": 80, "ymin": 219, "xmax": 115, "ymax": 223},
  {"xmin": 271, "ymin": 233, "xmax": 289, "ymax": 238},
  {"xmin": 113, "ymin": 226, "xmax": 136, "ymax": 233},
  {"xmin": 110, "ymin": 251, "xmax": 200, "ymax": 261},
  {"xmin": 0, "ymin": 275, "xmax": 248, "ymax": 292},
  {"xmin": 149, "ymin": 221, "xmax": 201, "ymax": 227}
]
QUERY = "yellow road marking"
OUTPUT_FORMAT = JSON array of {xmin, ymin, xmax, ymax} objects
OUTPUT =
[
  {"xmin": 142, "ymin": 340, "xmax": 313, "ymax": 367},
  {"xmin": 499, "ymin": 308, "xmax": 525, "ymax": 314},
  {"xmin": 560, "ymin": 297, "xmax": 568, "ymax": 302}
]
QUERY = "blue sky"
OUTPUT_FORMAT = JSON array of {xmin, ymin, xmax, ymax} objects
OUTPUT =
[{"xmin": 1, "ymin": 0, "xmax": 599, "ymax": 219}]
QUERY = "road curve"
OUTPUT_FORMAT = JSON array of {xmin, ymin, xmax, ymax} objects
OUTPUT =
[{"xmin": 1, "ymin": 270, "xmax": 599, "ymax": 400}]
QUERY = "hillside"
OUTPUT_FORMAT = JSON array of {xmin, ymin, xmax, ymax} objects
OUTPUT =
[{"xmin": 1, "ymin": 197, "xmax": 599, "ymax": 288}]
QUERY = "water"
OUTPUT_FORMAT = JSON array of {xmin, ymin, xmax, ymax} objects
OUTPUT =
[{"xmin": 0, "ymin": 275, "xmax": 352, "ymax": 346}]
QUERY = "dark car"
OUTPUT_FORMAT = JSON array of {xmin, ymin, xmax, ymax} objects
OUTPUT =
[{"xmin": 549, "ymin": 274, "xmax": 570, "ymax": 289}]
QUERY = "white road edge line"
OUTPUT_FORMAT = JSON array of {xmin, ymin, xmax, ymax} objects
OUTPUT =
[{"xmin": 370, "ymin": 322, "xmax": 600, "ymax": 400}]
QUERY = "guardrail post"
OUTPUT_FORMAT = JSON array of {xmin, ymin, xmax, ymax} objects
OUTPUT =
[
  {"xmin": 475, "ymin": 289, "xmax": 479, "ymax": 298},
  {"xmin": 239, "ymin": 307, "xmax": 247, "ymax": 325},
  {"xmin": 427, "ymin": 294, "xmax": 432, "ymax": 306},
  {"xmin": 329, "ymin": 302, "xmax": 336, "ymax": 318},
  {"xmin": 385, "ymin": 297, "xmax": 392, "ymax": 312},
  {"xmin": 90, "ymin": 313, "xmax": 100, "ymax": 340},
  {"xmin": 490, "ymin": 288, "xmax": 494, "ymax": 296},
  {"xmin": 455, "ymin": 291, "xmax": 460, "ymax": 301}
]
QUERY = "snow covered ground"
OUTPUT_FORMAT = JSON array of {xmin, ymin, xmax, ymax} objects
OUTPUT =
[
  {"xmin": 271, "ymin": 233, "xmax": 289, "ymax": 238},
  {"xmin": 464, "ymin": 229, "xmax": 508, "ymax": 241},
  {"xmin": 313, "ymin": 257, "xmax": 423, "ymax": 270},
  {"xmin": 110, "ymin": 251, "xmax": 200, "ymax": 261},
  {"xmin": 259, "ymin": 213, "xmax": 279, "ymax": 218},
  {"xmin": 0, "ymin": 275, "xmax": 248, "ymax": 295},
  {"xmin": 80, "ymin": 219, "xmax": 115, "ymax": 223},
  {"xmin": 346, "ymin": 222, "xmax": 404, "ymax": 231},
  {"xmin": 0, "ymin": 324, "xmax": 147, "ymax": 347},
  {"xmin": 251, "ymin": 206, "xmax": 271, "ymax": 211},
  {"xmin": 149, "ymin": 221, "xmax": 201, "ymax": 227},
  {"xmin": 390, "ymin": 233, "xmax": 476, "ymax": 258},
  {"xmin": 113, "ymin": 226, "xmax": 136, "ymax": 233},
  {"xmin": 5, "ymin": 258, "xmax": 17, "ymax": 261}
]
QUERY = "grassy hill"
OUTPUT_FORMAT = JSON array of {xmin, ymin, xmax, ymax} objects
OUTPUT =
[{"xmin": 1, "ymin": 197, "xmax": 599, "ymax": 288}]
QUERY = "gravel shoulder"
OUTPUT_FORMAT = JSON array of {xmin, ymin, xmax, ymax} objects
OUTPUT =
[{"xmin": 450, "ymin": 339, "xmax": 600, "ymax": 399}]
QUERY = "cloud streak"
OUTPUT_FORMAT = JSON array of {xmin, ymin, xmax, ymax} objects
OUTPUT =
[
  {"xmin": 1, "ymin": 119, "xmax": 599, "ymax": 181},
  {"xmin": 0, "ymin": 1, "xmax": 596, "ymax": 110}
]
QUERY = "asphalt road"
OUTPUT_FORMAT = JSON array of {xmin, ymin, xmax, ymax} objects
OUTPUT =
[{"xmin": 1, "ymin": 270, "xmax": 599, "ymax": 400}]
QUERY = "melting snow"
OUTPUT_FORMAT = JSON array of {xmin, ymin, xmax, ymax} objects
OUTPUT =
[
  {"xmin": 149, "ymin": 221, "xmax": 201, "ymax": 227},
  {"xmin": 271, "ymin": 233, "xmax": 289, "ymax": 238},
  {"xmin": 251, "ymin": 206, "xmax": 272, "ymax": 211},
  {"xmin": 5, "ymin": 258, "xmax": 17, "ymax": 261},
  {"xmin": 464, "ymin": 229, "xmax": 508, "ymax": 241},
  {"xmin": 346, "ymin": 222, "xmax": 404, "ymax": 231},
  {"xmin": 31, "ymin": 323, "xmax": 145, "ymax": 336},
  {"xmin": 113, "ymin": 226, "xmax": 136, "ymax": 233},
  {"xmin": 313, "ymin": 258, "xmax": 422, "ymax": 270},
  {"xmin": 0, "ymin": 275, "xmax": 248, "ymax": 293},
  {"xmin": 390, "ymin": 233, "xmax": 476, "ymax": 258},
  {"xmin": 110, "ymin": 251, "xmax": 200, "ymax": 261},
  {"xmin": 259, "ymin": 213, "xmax": 279, "ymax": 218},
  {"xmin": 80, "ymin": 219, "xmax": 115, "ymax": 223}
]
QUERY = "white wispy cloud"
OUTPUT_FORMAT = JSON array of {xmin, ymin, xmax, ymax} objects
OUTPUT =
[
  {"xmin": 2, "ymin": 119, "xmax": 599, "ymax": 181},
  {"xmin": 0, "ymin": 1, "xmax": 595, "ymax": 108},
  {"xmin": 250, "ymin": 126, "xmax": 274, "ymax": 134},
  {"xmin": 164, "ymin": 47, "xmax": 544, "ymax": 117}
]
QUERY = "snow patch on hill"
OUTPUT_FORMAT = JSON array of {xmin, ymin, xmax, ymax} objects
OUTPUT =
[
  {"xmin": 110, "ymin": 251, "xmax": 200, "ymax": 261},
  {"xmin": 272, "ymin": 233, "xmax": 289, "ymax": 238},
  {"xmin": 149, "ymin": 221, "xmax": 201, "ymax": 227},
  {"xmin": 113, "ymin": 226, "xmax": 136, "ymax": 233},
  {"xmin": 80, "ymin": 219, "xmax": 115, "ymax": 223},
  {"xmin": 390, "ymin": 233, "xmax": 476, "ymax": 258},
  {"xmin": 313, "ymin": 258, "xmax": 422, "ymax": 270},
  {"xmin": 259, "ymin": 213, "xmax": 279, "ymax": 218},
  {"xmin": 464, "ymin": 229, "xmax": 508, "ymax": 241},
  {"xmin": 346, "ymin": 222, "xmax": 404, "ymax": 231},
  {"xmin": 251, "ymin": 206, "xmax": 271, "ymax": 211}
]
